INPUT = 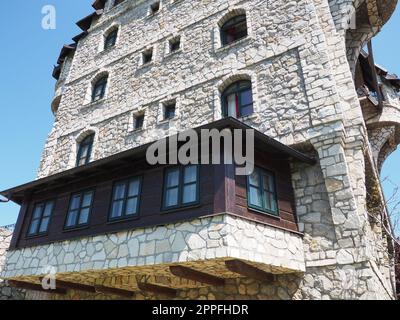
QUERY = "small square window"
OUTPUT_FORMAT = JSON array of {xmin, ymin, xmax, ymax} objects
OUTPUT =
[
  {"xmin": 150, "ymin": 2, "xmax": 160, "ymax": 14},
  {"xmin": 164, "ymin": 101, "xmax": 176, "ymax": 120},
  {"xmin": 142, "ymin": 49, "xmax": 153, "ymax": 64},
  {"xmin": 169, "ymin": 37, "xmax": 181, "ymax": 53},
  {"xmin": 135, "ymin": 114, "xmax": 145, "ymax": 130}
]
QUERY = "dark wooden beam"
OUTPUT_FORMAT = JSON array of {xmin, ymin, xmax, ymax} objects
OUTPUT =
[
  {"xmin": 39, "ymin": 278, "xmax": 96, "ymax": 293},
  {"xmin": 95, "ymin": 285, "xmax": 135, "ymax": 298},
  {"xmin": 225, "ymin": 260, "xmax": 275, "ymax": 282},
  {"xmin": 169, "ymin": 266, "xmax": 226, "ymax": 286},
  {"xmin": 137, "ymin": 282, "xmax": 177, "ymax": 298},
  {"xmin": 367, "ymin": 40, "xmax": 384, "ymax": 112},
  {"xmin": 8, "ymin": 280, "xmax": 67, "ymax": 295}
]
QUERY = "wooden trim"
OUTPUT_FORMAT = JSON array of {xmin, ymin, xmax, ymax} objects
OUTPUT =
[
  {"xmin": 10, "ymin": 192, "xmax": 32, "ymax": 248},
  {"xmin": 225, "ymin": 260, "xmax": 274, "ymax": 282},
  {"xmin": 169, "ymin": 266, "xmax": 226, "ymax": 286},
  {"xmin": 137, "ymin": 282, "xmax": 177, "ymax": 298},
  {"xmin": 94, "ymin": 285, "xmax": 135, "ymax": 298},
  {"xmin": 8, "ymin": 280, "xmax": 67, "ymax": 295}
]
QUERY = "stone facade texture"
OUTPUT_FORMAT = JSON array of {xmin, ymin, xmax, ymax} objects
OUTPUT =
[{"xmin": 2, "ymin": 0, "xmax": 400, "ymax": 299}]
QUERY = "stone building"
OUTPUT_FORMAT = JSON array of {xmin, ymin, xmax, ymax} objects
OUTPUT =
[{"xmin": 0, "ymin": 0, "xmax": 399, "ymax": 299}]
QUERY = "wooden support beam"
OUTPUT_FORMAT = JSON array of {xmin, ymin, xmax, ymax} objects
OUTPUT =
[
  {"xmin": 39, "ymin": 278, "xmax": 96, "ymax": 293},
  {"xmin": 225, "ymin": 260, "xmax": 275, "ymax": 282},
  {"xmin": 8, "ymin": 280, "xmax": 67, "ymax": 295},
  {"xmin": 137, "ymin": 282, "xmax": 177, "ymax": 298},
  {"xmin": 94, "ymin": 285, "xmax": 135, "ymax": 298},
  {"xmin": 169, "ymin": 266, "xmax": 226, "ymax": 286}
]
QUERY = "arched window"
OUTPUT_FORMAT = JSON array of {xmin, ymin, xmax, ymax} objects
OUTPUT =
[
  {"xmin": 220, "ymin": 15, "xmax": 248, "ymax": 46},
  {"xmin": 104, "ymin": 29, "xmax": 118, "ymax": 50},
  {"xmin": 76, "ymin": 134, "xmax": 94, "ymax": 167},
  {"xmin": 222, "ymin": 80, "xmax": 254, "ymax": 118},
  {"xmin": 92, "ymin": 76, "xmax": 108, "ymax": 102}
]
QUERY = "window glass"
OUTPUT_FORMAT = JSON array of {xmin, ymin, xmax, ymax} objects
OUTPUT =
[
  {"xmin": 28, "ymin": 200, "xmax": 55, "ymax": 236},
  {"xmin": 109, "ymin": 177, "xmax": 142, "ymax": 221},
  {"xmin": 247, "ymin": 167, "xmax": 278, "ymax": 215},
  {"xmin": 65, "ymin": 190, "xmax": 94, "ymax": 229},
  {"xmin": 163, "ymin": 165, "xmax": 199, "ymax": 210}
]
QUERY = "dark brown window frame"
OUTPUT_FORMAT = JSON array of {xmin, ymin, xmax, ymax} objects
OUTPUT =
[
  {"xmin": 108, "ymin": 176, "xmax": 143, "ymax": 222},
  {"xmin": 64, "ymin": 189, "xmax": 96, "ymax": 231},
  {"xmin": 26, "ymin": 199, "xmax": 56, "ymax": 238}
]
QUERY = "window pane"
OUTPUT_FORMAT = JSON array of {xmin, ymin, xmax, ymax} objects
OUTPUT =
[
  {"xmin": 79, "ymin": 145, "xmax": 89, "ymax": 159},
  {"xmin": 249, "ymin": 186, "xmax": 262, "ymax": 207},
  {"xmin": 263, "ymin": 174, "xmax": 274, "ymax": 192},
  {"xmin": 113, "ymin": 183, "xmax": 126, "ymax": 200},
  {"xmin": 111, "ymin": 200, "xmax": 124, "ymax": 218},
  {"xmin": 29, "ymin": 219, "xmax": 39, "ymax": 235},
  {"xmin": 240, "ymin": 104, "xmax": 254, "ymax": 117},
  {"xmin": 165, "ymin": 188, "xmax": 179, "ymax": 207},
  {"xmin": 184, "ymin": 166, "xmax": 197, "ymax": 184},
  {"xmin": 66, "ymin": 210, "xmax": 78, "ymax": 227},
  {"xmin": 249, "ymin": 171, "xmax": 259, "ymax": 187},
  {"xmin": 39, "ymin": 217, "xmax": 50, "ymax": 233},
  {"xmin": 43, "ymin": 202, "xmax": 54, "ymax": 217},
  {"xmin": 183, "ymin": 184, "xmax": 197, "ymax": 204},
  {"xmin": 70, "ymin": 195, "xmax": 81, "ymax": 211},
  {"xmin": 32, "ymin": 205, "xmax": 43, "ymax": 219},
  {"xmin": 125, "ymin": 198, "xmax": 138, "ymax": 216},
  {"xmin": 78, "ymin": 208, "xmax": 90, "ymax": 225},
  {"xmin": 82, "ymin": 192, "xmax": 93, "ymax": 208},
  {"xmin": 240, "ymin": 89, "xmax": 253, "ymax": 106},
  {"xmin": 226, "ymin": 93, "xmax": 237, "ymax": 117},
  {"xmin": 128, "ymin": 179, "xmax": 140, "ymax": 197},
  {"xmin": 166, "ymin": 169, "xmax": 179, "ymax": 188}
]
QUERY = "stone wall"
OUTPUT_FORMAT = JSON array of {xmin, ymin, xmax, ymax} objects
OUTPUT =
[
  {"xmin": 0, "ymin": 228, "xmax": 25, "ymax": 300},
  {"xmin": 2, "ymin": 0, "xmax": 397, "ymax": 300}
]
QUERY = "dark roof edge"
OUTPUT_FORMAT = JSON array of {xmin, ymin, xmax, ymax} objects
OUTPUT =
[{"xmin": 0, "ymin": 118, "xmax": 315, "ymax": 203}]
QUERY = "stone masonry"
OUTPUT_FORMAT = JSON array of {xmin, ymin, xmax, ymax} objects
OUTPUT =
[{"xmin": 2, "ymin": 0, "xmax": 400, "ymax": 299}]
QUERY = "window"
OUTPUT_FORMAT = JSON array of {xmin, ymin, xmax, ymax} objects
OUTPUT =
[
  {"xmin": 92, "ymin": 76, "xmax": 108, "ymax": 102},
  {"xmin": 150, "ymin": 2, "xmax": 160, "ymax": 14},
  {"xmin": 164, "ymin": 101, "xmax": 176, "ymax": 120},
  {"xmin": 135, "ymin": 114, "xmax": 145, "ymax": 130},
  {"xmin": 76, "ymin": 134, "xmax": 94, "ymax": 167},
  {"xmin": 247, "ymin": 167, "xmax": 278, "ymax": 215},
  {"xmin": 109, "ymin": 177, "xmax": 142, "ymax": 221},
  {"xmin": 28, "ymin": 201, "xmax": 55, "ymax": 236},
  {"xmin": 169, "ymin": 37, "xmax": 181, "ymax": 53},
  {"xmin": 142, "ymin": 48, "xmax": 153, "ymax": 64},
  {"xmin": 65, "ymin": 190, "xmax": 94, "ymax": 229},
  {"xmin": 163, "ymin": 165, "xmax": 199, "ymax": 210},
  {"xmin": 222, "ymin": 80, "xmax": 253, "ymax": 118},
  {"xmin": 104, "ymin": 29, "xmax": 118, "ymax": 50},
  {"xmin": 221, "ymin": 15, "xmax": 248, "ymax": 46}
]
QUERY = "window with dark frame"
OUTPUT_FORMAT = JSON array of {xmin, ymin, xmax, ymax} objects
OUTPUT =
[
  {"xmin": 164, "ymin": 101, "xmax": 176, "ymax": 120},
  {"xmin": 247, "ymin": 167, "xmax": 278, "ymax": 215},
  {"xmin": 104, "ymin": 29, "xmax": 118, "ymax": 50},
  {"xmin": 222, "ymin": 80, "xmax": 254, "ymax": 118},
  {"xmin": 142, "ymin": 48, "xmax": 153, "ymax": 64},
  {"xmin": 76, "ymin": 134, "xmax": 94, "ymax": 167},
  {"xmin": 65, "ymin": 190, "xmax": 94, "ymax": 229},
  {"xmin": 27, "ymin": 200, "xmax": 55, "ymax": 236},
  {"xmin": 169, "ymin": 37, "xmax": 181, "ymax": 53},
  {"xmin": 163, "ymin": 165, "xmax": 199, "ymax": 210},
  {"xmin": 109, "ymin": 177, "xmax": 142, "ymax": 221},
  {"xmin": 150, "ymin": 2, "xmax": 160, "ymax": 14},
  {"xmin": 221, "ymin": 14, "xmax": 248, "ymax": 46},
  {"xmin": 92, "ymin": 76, "xmax": 108, "ymax": 102},
  {"xmin": 135, "ymin": 114, "xmax": 145, "ymax": 130}
]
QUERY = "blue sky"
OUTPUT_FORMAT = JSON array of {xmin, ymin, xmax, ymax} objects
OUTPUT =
[{"xmin": 0, "ymin": 2, "xmax": 399, "ymax": 233}]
